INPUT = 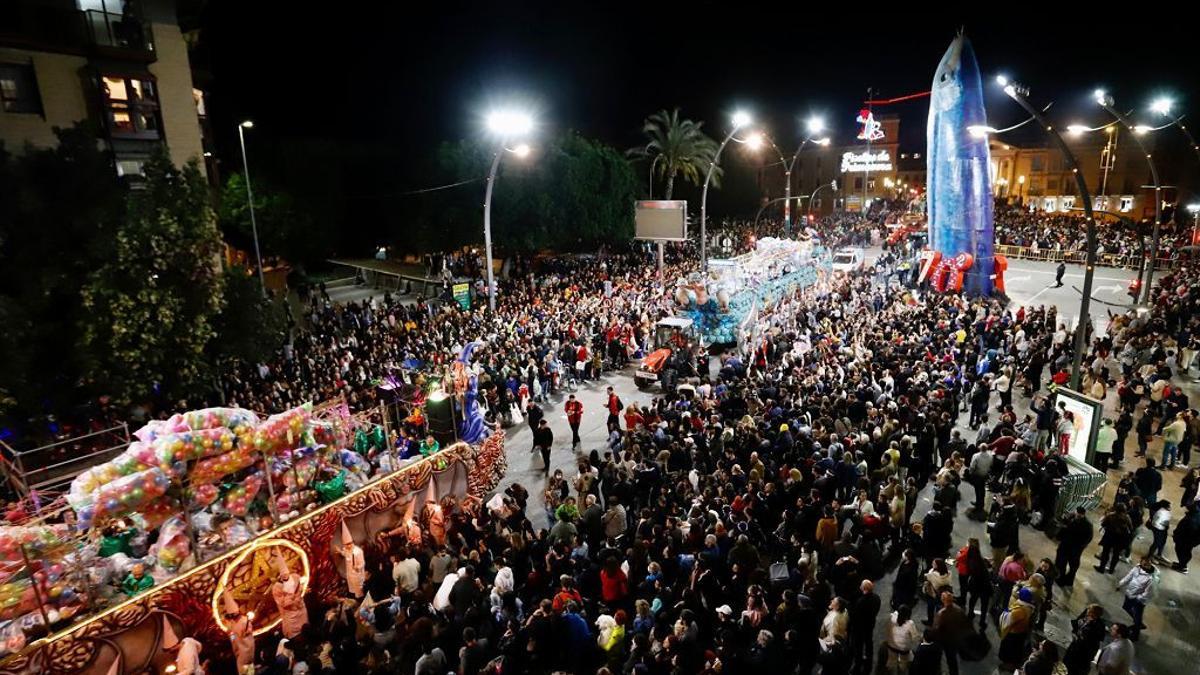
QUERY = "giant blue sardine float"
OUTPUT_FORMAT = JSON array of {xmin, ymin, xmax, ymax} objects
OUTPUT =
[{"xmin": 926, "ymin": 35, "xmax": 997, "ymax": 296}]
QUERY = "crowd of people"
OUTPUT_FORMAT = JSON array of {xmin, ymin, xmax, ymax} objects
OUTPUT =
[
  {"xmin": 8, "ymin": 204, "xmax": 1200, "ymax": 675},
  {"xmin": 166, "ymin": 225, "xmax": 1199, "ymax": 675},
  {"xmin": 993, "ymin": 203, "xmax": 1194, "ymax": 264}
]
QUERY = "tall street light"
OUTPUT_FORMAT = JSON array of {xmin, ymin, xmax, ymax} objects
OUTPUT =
[
  {"xmin": 237, "ymin": 120, "xmax": 266, "ymax": 296},
  {"xmin": 1147, "ymin": 97, "xmax": 1200, "ymax": 165},
  {"xmin": 807, "ymin": 180, "xmax": 837, "ymax": 223},
  {"xmin": 785, "ymin": 117, "xmax": 831, "ymax": 234},
  {"xmin": 1095, "ymin": 90, "xmax": 1160, "ymax": 304},
  {"xmin": 700, "ymin": 110, "xmax": 751, "ymax": 271},
  {"xmin": 483, "ymin": 110, "xmax": 534, "ymax": 311},
  {"xmin": 998, "ymin": 76, "xmax": 1098, "ymax": 390}
]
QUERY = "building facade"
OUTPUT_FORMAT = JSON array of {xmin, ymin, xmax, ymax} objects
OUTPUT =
[
  {"xmin": 0, "ymin": 0, "xmax": 206, "ymax": 178},
  {"xmin": 988, "ymin": 128, "xmax": 1160, "ymax": 219}
]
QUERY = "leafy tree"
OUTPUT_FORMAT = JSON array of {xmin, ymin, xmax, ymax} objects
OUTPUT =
[
  {"xmin": 0, "ymin": 125, "xmax": 125, "ymax": 421},
  {"xmin": 627, "ymin": 108, "xmax": 721, "ymax": 199},
  {"xmin": 79, "ymin": 151, "xmax": 225, "ymax": 406},
  {"xmin": 425, "ymin": 132, "xmax": 637, "ymax": 252},
  {"xmin": 209, "ymin": 265, "xmax": 289, "ymax": 367},
  {"xmin": 218, "ymin": 172, "xmax": 329, "ymax": 269}
]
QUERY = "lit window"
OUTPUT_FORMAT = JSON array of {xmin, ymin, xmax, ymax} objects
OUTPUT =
[
  {"xmin": 1119, "ymin": 196, "xmax": 1134, "ymax": 212},
  {"xmin": 0, "ymin": 63, "xmax": 43, "ymax": 114},
  {"xmin": 115, "ymin": 159, "xmax": 145, "ymax": 176},
  {"xmin": 913, "ymin": 153, "xmax": 920, "ymax": 159},
  {"xmin": 101, "ymin": 74, "xmax": 159, "ymax": 137},
  {"xmin": 1060, "ymin": 196, "xmax": 1075, "ymax": 212},
  {"xmin": 1043, "ymin": 197, "xmax": 1056, "ymax": 211}
]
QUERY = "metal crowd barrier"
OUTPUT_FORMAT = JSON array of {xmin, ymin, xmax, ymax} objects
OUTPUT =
[{"xmin": 993, "ymin": 244, "xmax": 1175, "ymax": 271}]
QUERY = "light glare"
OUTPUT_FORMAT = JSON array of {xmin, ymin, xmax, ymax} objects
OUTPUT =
[
  {"xmin": 806, "ymin": 117, "xmax": 825, "ymax": 134},
  {"xmin": 995, "ymin": 75, "xmax": 1008, "ymax": 86},
  {"xmin": 745, "ymin": 132, "xmax": 764, "ymax": 150},
  {"xmin": 240, "ymin": 120, "xmax": 254, "ymax": 129},
  {"xmin": 512, "ymin": 143, "xmax": 531, "ymax": 158},
  {"xmin": 1066, "ymin": 124, "xmax": 1088, "ymax": 136},
  {"xmin": 732, "ymin": 111, "xmax": 752, "ymax": 128},
  {"xmin": 487, "ymin": 111, "xmax": 533, "ymax": 136},
  {"xmin": 1150, "ymin": 98, "xmax": 1173, "ymax": 116}
]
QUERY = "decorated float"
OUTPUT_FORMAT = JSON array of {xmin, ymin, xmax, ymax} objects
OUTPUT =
[
  {"xmin": 0, "ymin": 345, "xmax": 505, "ymax": 674},
  {"xmin": 673, "ymin": 236, "xmax": 830, "ymax": 344}
]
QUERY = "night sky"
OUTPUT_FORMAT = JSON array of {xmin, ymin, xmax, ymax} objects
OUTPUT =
[{"xmin": 187, "ymin": 3, "xmax": 1198, "ymax": 242}]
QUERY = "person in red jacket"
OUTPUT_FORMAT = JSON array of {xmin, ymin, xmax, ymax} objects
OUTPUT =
[
  {"xmin": 600, "ymin": 556, "xmax": 629, "ymax": 606},
  {"xmin": 565, "ymin": 394, "xmax": 583, "ymax": 446},
  {"xmin": 605, "ymin": 387, "xmax": 623, "ymax": 434}
]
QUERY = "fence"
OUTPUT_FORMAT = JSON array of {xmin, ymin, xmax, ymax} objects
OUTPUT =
[{"xmin": 993, "ymin": 244, "xmax": 1178, "ymax": 271}]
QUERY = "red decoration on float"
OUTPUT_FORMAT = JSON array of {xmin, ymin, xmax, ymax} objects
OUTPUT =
[{"xmin": 929, "ymin": 252, "xmax": 974, "ymax": 293}]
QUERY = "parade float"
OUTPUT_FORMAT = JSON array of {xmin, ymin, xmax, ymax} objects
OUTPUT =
[
  {"xmin": 0, "ymin": 345, "xmax": 505, "ymax": 675},
  {"xmin": 672, "ymin": 236, "xmax": 830, "ymax": 345}
]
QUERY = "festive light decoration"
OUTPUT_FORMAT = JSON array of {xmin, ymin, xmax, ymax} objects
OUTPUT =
[
  {"xmin": 855, "ymin": 109, "xmax": 884, "ymax": 141},
  {"xmin": 211, "ymin": 538, "xmax": 310, "ymax": 637}
]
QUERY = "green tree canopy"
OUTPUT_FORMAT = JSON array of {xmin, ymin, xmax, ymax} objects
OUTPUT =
[
  {"xmin": 627, "ymin": 108, "xmax": 722, "ymax": 200},
  {"xmin": 422, "ymin": 131, "xmax": 638, "ymax": 252},
  {"xmin": 218, "ymin": 172, "xmax": 329, "ymax": 269},
  {"xmin": 80, "ymin": 151, "xmax": 225, "ymax": 406},
  {"xmin": 0, "ymin": 124, "xmax": 125, "ymax": 419}
]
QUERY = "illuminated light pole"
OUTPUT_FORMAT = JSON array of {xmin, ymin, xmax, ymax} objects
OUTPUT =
[
  {"xmin": 1188, "ymin": 204, "xmax": 1200, "ymax": 252},
  {"xmin": 1095, "ymin": 90, "xmax": 1160, "ymax": 304},
  {"xmin": 784, "ymin": 116, "xmax": 831, "ymax": 235},
  {"xmin": 807, "ymin": 180, "xmax": 838, "ymax": 223},
  {"xmin": 700, "ymin": 110, "xmax": 751, "ymax": 271},
  {"xmin": 237, "ymin": 120, "xmax": 266, "ymax": 297},
  {"xmin": 1148, "ymin": 97, "xmax": 1200, "ymax": 165},
  {"xmin": 483, "ymin": 110, "xmax": 534, "ymax": 311},
  {"xmin": 999, "ymin": 77, "xmax": 1098, "ymax": 390}
]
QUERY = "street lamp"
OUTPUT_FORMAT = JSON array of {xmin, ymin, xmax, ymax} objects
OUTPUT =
[
  {"xmin": 807, "ymin": 180, "xmax": 837, "ymax": 223},
  {"xmin": 236, "ymin": 120, "xmax": 266, "ymax": 296},
  {"xmin": 999, "ymin": 78, "xmax": 1099, "ymax": 390},
  {"xmin": 482, "ymin": 110, "xmax": 534, "ymax": 311},
  {"xmin": 781, "ymin": 116, "xmax": 831, "ymax": 234},
  {"xmin": 700, "ymin": 110, "xmax": 752, "ymax": 270},
  {"xmin": 1095, "ymin": 90, "xmax": 1161, "ymax": 304}
]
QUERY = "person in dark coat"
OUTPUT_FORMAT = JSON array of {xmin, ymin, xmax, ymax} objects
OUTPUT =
[
  {"xmin": 1055, "ymin": 507, "xmax": 1094, "ymax": 586},
  {"xmin": 533, "ymin": 419, "xmax": 554, "ymax": 471},
  {"xmin": 849, "ymin": 579, "xmax": 881, "ymax": 674},
  {"xmin": 1063, "ymin": 605, "xmax": 1107, "ymax": 675},
  {"xmin": 910, "ymin": 630, "xmax": 943, "ymax": 673},
  {"xmin": 932, "ymin": 591, "xmax": 974, "ymax": 675}
]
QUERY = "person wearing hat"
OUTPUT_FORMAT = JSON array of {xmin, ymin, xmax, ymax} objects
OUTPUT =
[{"xmin": 998, "ymin": 586, "xmax": 1035, "ymax": 669}]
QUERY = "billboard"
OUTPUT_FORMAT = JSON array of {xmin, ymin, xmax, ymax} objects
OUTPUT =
[
  {"xmin": 1053, "ymin": 387, "xmax": 1103, "ymax": 466},
  {"xmin": 635, "ymin": 200, "xmax": 687, "ymax": 241}
]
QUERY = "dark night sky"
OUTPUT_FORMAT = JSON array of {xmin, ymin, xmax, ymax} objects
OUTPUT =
[{"xmin": 188, "ymin": 2, "xmax": 1198, "ymax": 240}]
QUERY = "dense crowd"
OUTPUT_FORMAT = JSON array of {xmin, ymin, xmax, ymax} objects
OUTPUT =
[
  {"xmin": 993, "ymin": 204, "xmax": 1193, "ymax": 263},
  {"xmin": 9, "ymin": 205, "xmax": 1200, "ymax": 675},
  {"xmin": 185, "ymin": 237, "xmax": 1200, "ymax": 675}
]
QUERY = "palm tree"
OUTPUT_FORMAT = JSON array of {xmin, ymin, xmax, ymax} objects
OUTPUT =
[{"xmin": 628, "ymin": 108, "xmax": 721, "ymax": 200}]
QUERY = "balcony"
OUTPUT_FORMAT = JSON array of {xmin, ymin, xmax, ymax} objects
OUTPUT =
[{"xmin": 0, "ymin": 2, "xmax": 154, "ymax": 61}]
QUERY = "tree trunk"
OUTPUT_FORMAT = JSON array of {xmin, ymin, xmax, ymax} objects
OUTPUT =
[{"xmin": 664, "ymin": 173, "xmax": 675, "ymax": 201}]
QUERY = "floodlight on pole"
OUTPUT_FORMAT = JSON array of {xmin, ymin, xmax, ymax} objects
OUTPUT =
[
  {"xmin": 236, "ymin": 120, "xmax": 266, "ymax": 296},
  {"xmin": 995, "ymin": 75, "xmax": 1008, "ymax": 87},
  {"xmin": 1096, "ymin": 92, "xmax": 1160, "ymax": 302},
  {"xmin": 806, "ymin": 117, "xmax": 825, "ymax": 134},
  {"xmin": 700, "ymin": 110, "xmax": 753, "ymax": 270},
  {"xmin": 1150, "ymin": 97, "xmax": 1173, "ymax": 116},
  {"xmin": 482, "ymin": 108, "xmax": 535, "ymax": 311}
]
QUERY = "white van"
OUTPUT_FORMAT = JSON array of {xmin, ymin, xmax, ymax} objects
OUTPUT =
[{"xmin": 830, "ymin": 247, "xmax": 865, "ymax": 274}]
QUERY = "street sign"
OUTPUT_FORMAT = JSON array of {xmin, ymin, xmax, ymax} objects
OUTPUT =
[
  {"xmin": 635, "ymin": 200, "xmax": 688, "ymax": 241},
  {"xmin": 452, "ymin": 283, "xmax": 471, "ymax": 310}
]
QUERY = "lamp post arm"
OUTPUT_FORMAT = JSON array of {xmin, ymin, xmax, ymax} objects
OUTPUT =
[{"xmin": 1010, "ymin": 89, "xmax": 1097, "ymax": 390}]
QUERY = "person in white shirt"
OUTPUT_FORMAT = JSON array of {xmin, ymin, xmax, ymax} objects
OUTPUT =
[{"xmin": 886, "ymin": 606, "xmax": 922, "ymax": 673}]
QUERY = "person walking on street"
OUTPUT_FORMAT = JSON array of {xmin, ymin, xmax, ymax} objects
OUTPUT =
[
  {"xmin": 1135, "ymin": 458, "xmax": 1163, "ymax": 505},
  {"xmin": 564, "ymin": 394, "xmax": 583, "ymax": 447},
  {"xmin": 1054, "ymin": 261, "xmax": 1066, "ymax": 288},
  {"xmin": 1056, "ymin": 507, "xmax": 1093, "ymax": 586},
  {"xmin": 1172, "ymin": 502, "xmax": 1200, "ymax": 574},
  {"xmin": 1096, "ymin": 503, "xmax": 1133, "ymax": 574},
  {"xmin": 533, "ymin": 419, "xmax": 554, "ymax": 472},
  {"xmin": 932, "ymin": 590, "xmax": 973, "ymax": 675},
  {"xmin": 604, "ymin": 386, "xmax": 623, "ymax": 434},
  {"xmin": 1095, "ymin": 418, "xmax": 1117, "ymax": 471},
  {"xmin": 1116, "ymin": 557, "xmax": 1157, "ymax": 641},
  {"xmin": 1146, "ymin": 500, "xmax": 1172, "ymax": 561}
]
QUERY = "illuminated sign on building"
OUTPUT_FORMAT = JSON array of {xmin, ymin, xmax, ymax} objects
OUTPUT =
[
  {"xmin": 856, "ymin": 109, "xmax": 884, "ymax": 141},
  {"xmin": 841, "ymin": 150, "xmax": 893, "ymax": 173}
]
